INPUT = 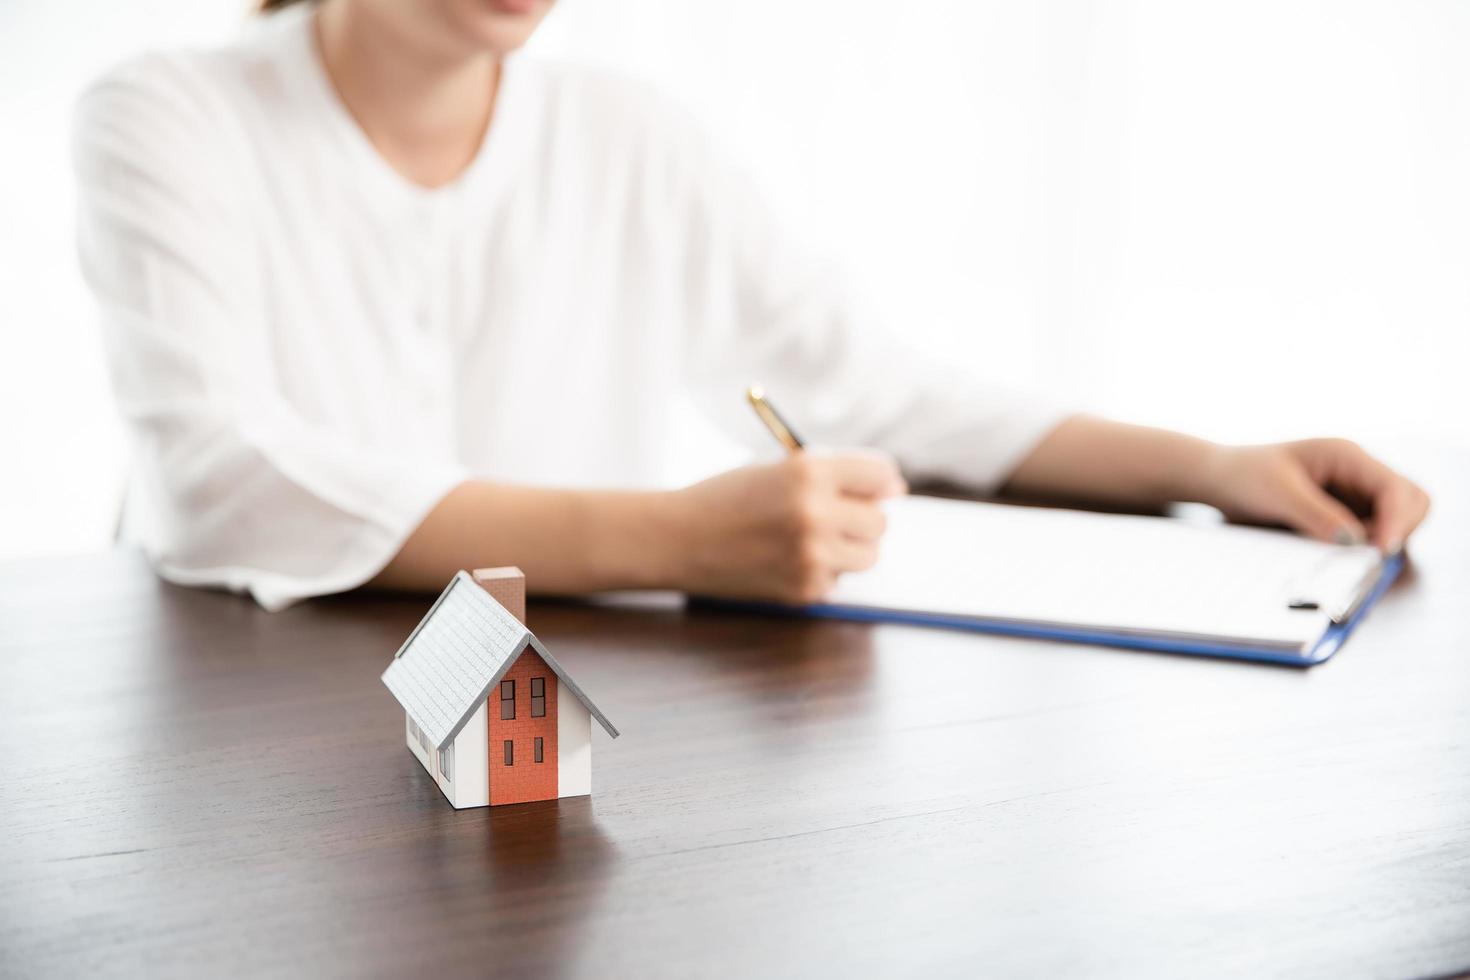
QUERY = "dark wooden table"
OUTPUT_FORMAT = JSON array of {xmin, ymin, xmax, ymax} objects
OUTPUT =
[{"xmin": 3, "ymin": 490, "xmax": 1469, "ymax": 978}]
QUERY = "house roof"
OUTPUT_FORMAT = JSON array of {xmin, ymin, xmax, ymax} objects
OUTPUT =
[{"xmin": 381, "ymin": 571, "xmax": 619, "ymax": 750}]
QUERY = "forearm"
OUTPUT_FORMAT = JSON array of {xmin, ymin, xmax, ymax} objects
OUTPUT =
[
  {"xmin": 369, "ymin": 481, "xmax": 683, "ymax": 595},
  {"xmin": 1001, "ymin": 415, "xmax": 1220, "ymax": 509}
]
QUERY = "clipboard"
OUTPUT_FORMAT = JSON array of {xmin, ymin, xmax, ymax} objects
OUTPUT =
[{"xmin": 701, "ymin": 552, "xmax": 1400, "ymax": 667}]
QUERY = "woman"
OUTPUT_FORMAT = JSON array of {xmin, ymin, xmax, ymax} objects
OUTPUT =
[{"xmin": 74, "ymin": 0, "xmax": 1428, "ymax": 611}]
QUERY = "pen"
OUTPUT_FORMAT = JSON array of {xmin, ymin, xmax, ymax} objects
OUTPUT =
[{"xmin": 746, "ymin": 385, "xmax": 805, "ymax": 453}]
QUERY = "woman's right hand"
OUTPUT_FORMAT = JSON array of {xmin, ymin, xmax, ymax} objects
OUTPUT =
[{"xmin": 666, "ymin": 451, "xmax": 907, "ymax": 604}]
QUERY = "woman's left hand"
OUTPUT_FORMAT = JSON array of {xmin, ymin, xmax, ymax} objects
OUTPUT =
[{"xmin": 1200, "ymin": 439, "xmax": 1430, "ymax": 554}]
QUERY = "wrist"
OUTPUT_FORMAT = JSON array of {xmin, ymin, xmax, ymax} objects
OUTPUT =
[
  {"xmin": 657, "ymin": 488, "xmax": 700, "ymax": 589},
  {"xmin": 624, "ymin": 488, "xmax": 694, "ymax": 590},
  {"xmin": 563, "ymin": 488, "xmax": 676, "ymax": 591},
  {"xmin": 1169, "ymin": 440, "xmax": 1231, "ymax": 506}
]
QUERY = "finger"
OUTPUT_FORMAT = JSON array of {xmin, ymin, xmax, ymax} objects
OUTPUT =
[
  {"xmin": 1279, "ymin": 469, "xmax": 1369, "ymax": 545},
  {"xmin": 1304, "ymin": 440, "xmax": 1430, "ymax": 552},
  {"xmin": 830, "ymin": 496, "xmax": 887, "ymax": 543},
  {"xmin": 813, "ymin": 449, "xmax": 907, "ymax": 498},
  {"xmin": 791, "ymin": 564, "xmax": 838, "ymax": 605},
  {"xmin": 1366, "ymin": 479, "xmax": 1431, "ymax": 554},
  {"xmin": 821, "ymin": 534, "xmax": 881, "ymax": 574}
]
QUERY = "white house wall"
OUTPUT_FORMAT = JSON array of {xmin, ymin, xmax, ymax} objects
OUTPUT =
[
  {"xmin": 408, "ymin": 705, "xmax": 489, "ymax": 809},
  {"xmin": 405, "ymin": 711, "xmax": 451, "ymax": 805},
  {"xmin": 448, "ymin": 702, "xmax": 489, "ymax": 809},
  {"xmin": 557, "ymin": 695, "xmax": 592, "ymax": 798},
  {"xmin": 405, "ymin": 714, "xmax": 429, "ymax": 775},
  {"xmin": 406, "ymin": 711, "xmax": 431, "ymax": 772}
]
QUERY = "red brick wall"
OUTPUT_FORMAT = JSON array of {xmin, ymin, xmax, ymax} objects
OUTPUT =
[{"xmin": 487, "ymin": 650, "xmax": 559, "ymax": 806}]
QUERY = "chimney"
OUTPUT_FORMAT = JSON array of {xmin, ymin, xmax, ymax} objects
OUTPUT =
[{"xmin": 471, "ymin": 566, "xmax": 526, "ymax": 625}]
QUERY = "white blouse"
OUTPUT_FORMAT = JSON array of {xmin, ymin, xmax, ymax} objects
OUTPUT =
[{"xmin": 73, "ymin": 9, "xmax": 1068, "ymax": 610}]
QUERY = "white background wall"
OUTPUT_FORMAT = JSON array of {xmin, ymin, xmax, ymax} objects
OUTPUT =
[{"xmin": 2, "ymin": 0, "xmax": 1466, "ymax": 560}]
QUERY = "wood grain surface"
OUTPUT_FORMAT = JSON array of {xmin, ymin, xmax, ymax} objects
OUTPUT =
[{"xmin": 2, "ymin": 471, "xmax": 1467, "ymax": 978}]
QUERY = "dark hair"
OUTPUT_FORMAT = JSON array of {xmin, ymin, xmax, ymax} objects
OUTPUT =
[{"xmin": 259, "ymin": 0, "xmax": 312, "ymax": 11}]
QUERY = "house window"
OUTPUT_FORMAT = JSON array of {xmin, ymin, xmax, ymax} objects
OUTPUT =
[
  {"xmin": 500, "ymin": 679, "xmax": 515, "ymax": 720},
  {"xmin": 503, "ymin": 739, "xmax": 514, "ymax": 766},
  {"xmin": 438, "ymin": 744, "xmax": 453, "ymax": 782},
  {"xmin": 534, "ymin": 737, "xmax": 544, "ymax": 763},
  {"xmin": 409, "ymin": 717, "xmax": 429, "ymax": 754},
  {"xmin": 530, "ymin": 677, "xmax": 546, "ymax": 717}
]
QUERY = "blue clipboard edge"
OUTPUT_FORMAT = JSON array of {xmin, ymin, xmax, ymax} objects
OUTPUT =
[{"xmin": 693, "ymin": 553, "xmax": 1405, "ymax": 668}]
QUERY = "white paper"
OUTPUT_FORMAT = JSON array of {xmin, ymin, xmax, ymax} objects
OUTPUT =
[{"xmin": 827, "ymin": 496, "xmax": 1383, "ymax": 651}]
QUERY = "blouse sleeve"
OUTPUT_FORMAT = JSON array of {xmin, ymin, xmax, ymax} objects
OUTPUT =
[
  {"xmin": 73, "ymin": 60, "xmax": 466, "ymax": 611},
  {"xmin": 673, "ymin": 113, "xmax": 1073, "ymax": 492}
]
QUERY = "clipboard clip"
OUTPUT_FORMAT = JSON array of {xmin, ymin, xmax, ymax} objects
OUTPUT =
[{"xmin": 1283, "ymin": 552, "xmax": 1383, "ymax": 624}]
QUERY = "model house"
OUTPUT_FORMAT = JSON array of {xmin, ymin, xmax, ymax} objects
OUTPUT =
[{"xmin": 381, "ymin": 567, "xmax": 618, "ymax": 808}]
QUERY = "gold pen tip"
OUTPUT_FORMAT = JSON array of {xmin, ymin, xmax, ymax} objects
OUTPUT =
[{"xmin": 746, "ymin": 385, "xmax": 765, "ymax": 404}]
